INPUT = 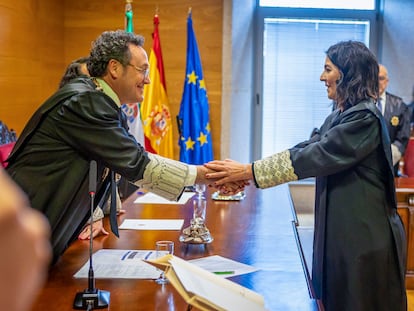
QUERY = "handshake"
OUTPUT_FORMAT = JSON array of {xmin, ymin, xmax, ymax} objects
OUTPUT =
[{"xmin": 195, "ymin": 159, "xmax": 252, "ymax": 195}]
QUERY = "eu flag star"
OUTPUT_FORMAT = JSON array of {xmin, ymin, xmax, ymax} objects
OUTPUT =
[
  {"xmin": 199, "ymin": 79, "xmax": 206, "ymax": 90},
  {"xmin": 187, "ymin": 71, "xmax": 198, "ymax": 85},
  {"xmin": 197, "ymin": 132, "xmax": 208, "ymax": 146},
  {"xmin": 185, "ymin": 137, "xmax": 196, "ymax": 150}
]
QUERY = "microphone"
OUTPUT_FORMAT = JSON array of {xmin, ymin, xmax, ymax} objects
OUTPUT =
[{"xmin": 73, "ymin": 160, "xmax": 110, "ymax": 310}]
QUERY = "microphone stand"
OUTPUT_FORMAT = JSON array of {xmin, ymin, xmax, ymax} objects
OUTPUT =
[{"xmin": 74, "ymin": 160, "xmax": 110, "ymax": 310}]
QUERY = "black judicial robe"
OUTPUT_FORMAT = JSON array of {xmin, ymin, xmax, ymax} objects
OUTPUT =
[
  {"xmin": 6, "ymin": 77, "xmax": 150, "ymax": 263},
  {"xmin": 291, "ymin": 100, "xmax": 407, "ymax": 310}
]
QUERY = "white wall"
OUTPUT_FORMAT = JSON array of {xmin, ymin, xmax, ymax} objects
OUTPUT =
[
  {"xmin": 221, "ymin": 0, "xmax": 256, "ymax": 162},
  {"xmin": 380, "ymin": 0, "xmax": 414, "ymax": 103}
]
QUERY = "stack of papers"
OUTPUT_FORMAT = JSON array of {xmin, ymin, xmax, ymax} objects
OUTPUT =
[
  {"xmin": 74, "ymin": 249, "xmax": 160, "ymax": 279},
  {"xmin": 134, "ymin": 192, "xmax": 195, "ymax": 205},
  {"xmin": 74, "ymin": 250, "xmax": 259, "ymax": 281},
  {"xmin": 188, "ymin": 255, "xmax": 259, "ymax": 278},
  {"xmin": 119, "ymin": 219, "xmax": 184, "ymax": 230}
]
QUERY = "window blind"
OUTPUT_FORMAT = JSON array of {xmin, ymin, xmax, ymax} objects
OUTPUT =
[{"xmin": 261, "ymin": 18, "xmax": 369, "ymax": 156}]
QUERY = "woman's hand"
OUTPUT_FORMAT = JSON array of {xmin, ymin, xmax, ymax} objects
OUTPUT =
[{"xmin": 205, "ymin": 159, "xmax": 253, "ymax": 186}]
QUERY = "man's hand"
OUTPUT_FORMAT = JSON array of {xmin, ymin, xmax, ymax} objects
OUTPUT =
[
  {"xmin": 78, "ymin": 219, "xmax": 109, "ymax": 240},
  {"xmin": 391, "ymin": 143, "xmax": 402, "ymax": 166}
]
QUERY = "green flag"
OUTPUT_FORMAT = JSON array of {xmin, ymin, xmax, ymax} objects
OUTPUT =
[{"xmin": 125, "ymin": 0, "xmax": 133, "ymax": 33}]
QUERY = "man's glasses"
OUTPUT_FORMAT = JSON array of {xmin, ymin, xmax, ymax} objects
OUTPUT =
[{"xmin": 127, "ymin": 63, "xmax": 150, "ymax": 79}]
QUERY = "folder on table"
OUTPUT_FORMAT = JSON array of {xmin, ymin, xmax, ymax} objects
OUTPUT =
[{"xmin": 144, "ymin": 255, "xmax": 267, "ymax": 311}]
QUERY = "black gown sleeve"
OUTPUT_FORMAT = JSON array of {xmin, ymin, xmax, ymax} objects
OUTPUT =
[
  {"xmin": 290, "ymin": 110, "xmax": 381, "ymax": 179},
  {"xmin": 53, "ymin": 90, "xmax": 149, "ymax": 182}
]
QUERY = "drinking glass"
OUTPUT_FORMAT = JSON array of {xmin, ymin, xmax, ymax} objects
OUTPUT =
[
  {"xmin": 155, "ymin": 240, "xmax": 174, "ymax": 284},
  {"xmin": 194, "ymin": 183, "xmax": 206, "ymax": 200},
  {"xmin": 193, "ymin": 197, "xmax": 207, "ymax": 221}
]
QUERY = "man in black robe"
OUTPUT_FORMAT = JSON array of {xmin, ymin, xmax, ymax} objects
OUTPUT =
[{"xmin": 6, "ymin": 30, "xmax": 216, "ymax": 264}]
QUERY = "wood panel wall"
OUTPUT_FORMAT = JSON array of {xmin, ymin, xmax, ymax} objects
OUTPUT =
[
  {"xmin": 0, "ymin": 0, "xmax": 65, "ymax": 136},
  {"xmin": 0, "ymin": 0, "xmax": 223, "ymax": 160}
]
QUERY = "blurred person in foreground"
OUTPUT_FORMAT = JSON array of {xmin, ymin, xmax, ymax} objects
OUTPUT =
[
  {"xmin": 0, "ymin": 168, "xmax": 51, "ymax": 311},
  {"xmin": 6, "ymin": 30, "xmax": 242, "ymax": 264},
  {"xmin": 206, "ymin": 41, "xmax": 407, "ymax": 311}
]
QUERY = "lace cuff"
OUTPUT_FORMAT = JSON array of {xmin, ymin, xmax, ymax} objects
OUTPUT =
[
  {"xmin": 253, "ymin": 150, "xmax": 298, "ymax": 189},
  {"xmin": 134, "ymin": 153, "xmax": 196, "ymax": 201}
]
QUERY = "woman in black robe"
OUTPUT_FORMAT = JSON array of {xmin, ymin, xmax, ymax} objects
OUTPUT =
[{"xmin": 205, "ymin": 41, "xmax": 407, "ymax": 311}]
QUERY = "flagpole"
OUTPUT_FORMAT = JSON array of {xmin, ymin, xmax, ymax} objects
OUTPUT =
[
  {"xmin": 120, "ymin": 0, "xmax": 147, "ymax": 147},
  {"xmin": 125, "ymin": 0, "xmax": 133, "ymax": 33}
]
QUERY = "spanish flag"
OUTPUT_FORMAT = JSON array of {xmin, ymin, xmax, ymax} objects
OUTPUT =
[{"xmin": 141, "ymin": 14, "xmax": 174, "ymax": 158}]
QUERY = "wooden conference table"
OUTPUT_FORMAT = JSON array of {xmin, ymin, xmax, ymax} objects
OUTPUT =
[
  {"xmin": 32, "ymin": 185, "xmax": 322, "ymax": 311},
  {"xmin": 395, "ymin": 177, "xmax": 414, "ymax": 289}
]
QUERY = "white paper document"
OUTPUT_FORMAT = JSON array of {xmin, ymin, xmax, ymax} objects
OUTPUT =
[
  {"xmin": 134, "ymin": 191, "xmax": 195, "ymax": 204},
  {"xmin": 188, "ymin": 255, "xmax": 259, "ymax": 278},
  {"xmin": 74, "ymin": 249, "xmax": 161, "ymax": 279},
  {"xmin": 119, "ymin": 219, "xmax": 184, "ymax": 230}
]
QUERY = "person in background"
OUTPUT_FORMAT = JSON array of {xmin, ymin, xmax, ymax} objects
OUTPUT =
[
  {"xmin": 6, "ymin": 30, "xmax": 241, "ymax": 264},
  {"xmin": 406, "ymin": 84, "xmax": 414, "ymax": 127},
  {"xmin": 205, "ymin": 41, "xmax": 407, "ymax": 311},
  {"xmin": 0, "ymin": 168, "xmax": 51, "ymax": 311},
  {"xmin": 378, "ymin": 64, "xmax": 410, "ymax": 175},
  {"xmin": 58, "ymin": 56, "xmax": 90, "ymax": 89}
]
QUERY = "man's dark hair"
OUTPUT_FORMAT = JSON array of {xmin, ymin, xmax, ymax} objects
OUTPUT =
[
  {"xmin": 326, "ymin": 40, "xmax": 379, "ymax": 111},
  {"xmin": 87, "ymin": 30, "xmax": 145, "ymax": 77}
]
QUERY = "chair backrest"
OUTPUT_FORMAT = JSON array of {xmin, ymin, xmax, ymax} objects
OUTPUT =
[
  {"xmin": 403, "ymin": 138, "xmax": 414, "ymax": 177},
  {"xmin": 0, "ymin": 142, "xmax": 15, "ymax": 167}
]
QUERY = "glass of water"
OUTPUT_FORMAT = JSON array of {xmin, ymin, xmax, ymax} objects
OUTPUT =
[{"xmin": 155, "ymin": 240, "xmax": 174, "ymax": 284}]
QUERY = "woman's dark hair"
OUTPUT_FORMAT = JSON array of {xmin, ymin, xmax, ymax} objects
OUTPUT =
[
  {"xmin": 326, "ymin": 40, "xmax": 379, "ymax": 111},
  {"xmin": 58, "ymin": 56, "xmax": 89, "ymax": 89}
]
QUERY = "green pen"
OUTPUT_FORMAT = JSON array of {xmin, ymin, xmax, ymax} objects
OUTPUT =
[{"xmin": 213, "ymin": 271, "xmax": 235, "ymax": 275}]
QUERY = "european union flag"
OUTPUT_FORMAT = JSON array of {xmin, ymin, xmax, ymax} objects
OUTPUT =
[{"xmin": 177, "ymin": 12, "xmax": 213, "ymax": 165}]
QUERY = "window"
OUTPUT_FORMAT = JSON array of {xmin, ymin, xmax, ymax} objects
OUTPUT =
[
  {"xmin": 259, "ymin": 0, "xmax": 375, "ymax": 10},
  {"xmin": 253, "ymin": 5, "xmax": 378, "ymax": 159},
  {"xmin": 261, "ymin": 18, "xmax": 369, "ymax": 156}
]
